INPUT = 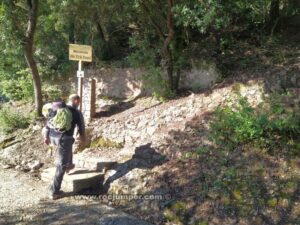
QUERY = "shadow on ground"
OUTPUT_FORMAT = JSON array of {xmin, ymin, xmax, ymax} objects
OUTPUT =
[
  {"xmin": 136, "ymin": 110, "xmax": 300, "ymax": 225},
  {"xmin": 102, "ymin": 143, "xmax": 167, "ymax": 193},
  {"xmin": 0, "ymin": 200, "xmax": 153, "ymax": 225},
  {"xmin": 95, "ymin": 101, "xmax": 136, "ymax": 117}
]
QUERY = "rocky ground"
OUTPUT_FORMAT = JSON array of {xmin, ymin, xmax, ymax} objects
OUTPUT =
[
  {"xmin": 0, "ymin": 168, "xmax": 153, "ymax": 225},
  {"xmin": 1, "ymin": 63, "xmax": 300, "ymax": 224}
]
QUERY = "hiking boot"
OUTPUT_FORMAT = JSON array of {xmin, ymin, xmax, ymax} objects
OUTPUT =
[{"xmin": 49, "ymin": 191, "xmax": 64, "ymax": 200}]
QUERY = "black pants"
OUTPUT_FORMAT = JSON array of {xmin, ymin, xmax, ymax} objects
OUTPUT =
[{"xmin": 50, "ymin": 135, "xmax": 75, "ymax": 194}]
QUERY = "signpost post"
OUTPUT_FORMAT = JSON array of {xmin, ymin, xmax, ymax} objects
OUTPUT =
[{"xmin": 69, "ymin": 44, "xmax": 92, "ymax": 110}]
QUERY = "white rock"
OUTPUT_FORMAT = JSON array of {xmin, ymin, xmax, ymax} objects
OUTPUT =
[
  {"xmin": 32, "ymin": 124, "xmax": 42, "ymax": 131},
  {"xmin": 146, "ymin": 126, "xmax": 157, "ymax": 135},
  {"xmin": 2, "ymin": 164, "xmax": 11, "ymax": 169},
  {"xmin": 15, "ymin": 165, "xmax": 21, "ymax": 169},
  {"xmin": 27, "ymin": 160, "xmax": 42, "ymax": 171}
]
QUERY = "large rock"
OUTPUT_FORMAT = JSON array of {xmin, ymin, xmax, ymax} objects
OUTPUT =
[
  {"xmin": 73, "ymin": 153, "xmax": 117, "ymax": 171},
  {"xmin": 108, "ymin": 168, "xmax": 152, "ymax": 195},
  {"xmin": 180, "ymin": 65, "xmax": 219, "ymax": 91}
]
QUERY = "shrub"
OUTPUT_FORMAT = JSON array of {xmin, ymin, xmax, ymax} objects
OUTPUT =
[
  {"xmin": 42, "ymin": 84, "xmax": 64, "ymax": 102},
  {"xmin": 128, "ymin": 35, "xmax": 175, "ymax": 101},
  {"xmin": 0, "ymin": 69, "xmax": 34, "ymax": 101},
  {"xmin": 209, "ymin": 94, "xmax": 300, "ymax": 151},
  {"xmin": 0, "ymin": 106, "xmax": 30, "ymax": 133},
  {"xmin": 142, "ymin": 67, "xmax": 176, "ymax": 101}
]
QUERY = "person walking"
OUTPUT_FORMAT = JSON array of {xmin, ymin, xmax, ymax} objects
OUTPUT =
[
  {"xmin": 66, "ymin": 94, "xmax": 86, "ymax": 172},
  {"xmin": 43, "ymin": 95, "xmax": 85, "ymax": 200}
]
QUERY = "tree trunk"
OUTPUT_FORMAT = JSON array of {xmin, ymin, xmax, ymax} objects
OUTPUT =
[
  {"xmin": 268, "ymin": 0, "xmax": 280, "ymax": 31},
  {"xmin": 174, "ymin": 69, "xmax": 180, "ymax": 93},
  {"xmin": 96, "ymin": 21, "xmax": 106, "ymax": 42},
  {"xmin": 270, "ymin": 0, "xmax": 280, "ymax": 20},
  {"xmin": 162, "ymin": 0, "xmax": 177, "ymax": 92},
  {"xmin": 69, "ymin": 19, "xmax": 75, "ymax": 43},
  {"xmin": 166, "ymin": 53, "xmax": 174, "ymax": 91},
  {"xmin": 24, "ymin": 0, "xmax": 43, "ymax": 116}
]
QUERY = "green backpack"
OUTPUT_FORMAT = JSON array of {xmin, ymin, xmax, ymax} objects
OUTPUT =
[{"xmin": 43, "ymin": 102, "xmax": 73, "ymax": 133}]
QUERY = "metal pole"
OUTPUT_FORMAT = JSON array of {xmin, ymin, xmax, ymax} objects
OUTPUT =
[
  {"xmin": 78, "ymin": 60, "xmax": 82, "ymax": 71},
  {"xmin": 78, "ymin": 60, "xmax": 83, "ymax": 110}
]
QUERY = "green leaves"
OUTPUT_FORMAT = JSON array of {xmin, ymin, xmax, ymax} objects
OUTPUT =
[
  {"xmin": 173, "ymin": 1, "xmax": 221, "ymax": 33},
  {"xmin": 0, "ymin": 106, "xmax": 30, "ymax": 133},
  {"xmin": 209, "ymin": 94, "xmax": 300, "ymax": 151},
  {"xmin": 0, "ymin": 69, "xmax": 34, "ymax": 101}
]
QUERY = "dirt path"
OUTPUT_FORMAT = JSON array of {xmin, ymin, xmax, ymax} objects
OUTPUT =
[{"xmin": 0, "ymin": 168, "xmax": 153, "ymax": 225}]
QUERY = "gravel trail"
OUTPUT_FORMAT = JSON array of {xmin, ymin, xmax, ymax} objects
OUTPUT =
[{"xmin": 0, "ymin": 168, "xmax": 153, "ymax": 225}]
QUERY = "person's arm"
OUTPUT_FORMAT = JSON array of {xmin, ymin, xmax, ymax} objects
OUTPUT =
[{"xmin": 42, "ymin": 124, "xmax": 50, "ymax": 145}]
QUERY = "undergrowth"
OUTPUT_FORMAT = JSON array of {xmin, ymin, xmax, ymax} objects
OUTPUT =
[
  {"xmin": 0, "ymin": 106, "xmax": 30, "ymax": 133},
  {"xmin": 209, "ymin": 93, "xmax": 300, "ymax": 154},
  {"xmin": 164, "ymin": 92, "xmax": 300, "ymax": 224}
]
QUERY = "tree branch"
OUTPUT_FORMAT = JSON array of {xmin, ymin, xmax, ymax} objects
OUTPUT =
[
  {"xmin": 161, "ymin": 0, "xmax": 174, "ymax": 56},
  {"xmin": 140, "ymin": 1, "xmax": 165, "ymax": 39},
  {"xmin": 25, "ymin": 0, "xmax": 38, "ymax": 44}
]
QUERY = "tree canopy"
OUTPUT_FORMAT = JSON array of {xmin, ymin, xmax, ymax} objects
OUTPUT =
[{"xmin": 0, "ymin": 0, "xmax": 299, "ymax": 103}]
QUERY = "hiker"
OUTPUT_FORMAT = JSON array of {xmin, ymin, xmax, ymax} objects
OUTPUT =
[
  {"xmin": 43, "ymin": 95, "xmax": 85, "ymax": 200},
  {"xmin": 66, "ymin": 94, "xmax": 86, "ymax": 169}
]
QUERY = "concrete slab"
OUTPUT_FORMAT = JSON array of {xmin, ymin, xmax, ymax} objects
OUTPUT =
[
  {"xmin": 73, "ymin": 154, "xmax": 117, "ymax": 172},
  {"xmin": 41, "ymin": 167, "xmax": 104, "ymax": 193}
]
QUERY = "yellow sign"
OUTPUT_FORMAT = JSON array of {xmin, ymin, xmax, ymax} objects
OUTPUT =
[{"xmin": 69, "ymin": 44, "xmax": 92, "ymax": 62}]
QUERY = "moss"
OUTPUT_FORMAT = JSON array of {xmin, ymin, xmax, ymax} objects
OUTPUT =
[
  {"xmin": 231, "ymin": 82, "xmax": 243, "ymax": 94},
  {"xmin": 163, "ymin": 201, "xmax": 189, "ymax": 224},
  {"xmin": 197, "ymin": 220, "xmax": 209, "ymax": 225},
  {"xmin": 182, "ymin": 152, "xmax": 200, "ymax": 160},
  {"xmin": 267, "ymin": 198, "xmax": 278, "ymax": 207},
  {"xmin": 163, "ymin": 208, "xmax": 184, "ymax": 225},
  {"xmin": 233, "ymin": 190, "xmax": 243, "ymax": 201},
  {"xmin": 172, "ymin": 201, "xmax": 188, "ymax": 212},
  {"xmin": 90, "ymin": 136, "xmax": 124, "ymax": 149}
]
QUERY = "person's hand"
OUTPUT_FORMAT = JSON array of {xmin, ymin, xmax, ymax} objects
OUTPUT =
[{"xmin": 44, "ymin": 138, "xmax": 50, "ymax": 145}]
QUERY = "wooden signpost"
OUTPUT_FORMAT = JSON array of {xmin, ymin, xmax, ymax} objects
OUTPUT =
[
  {"xmin": 69, "ymin": 44, "xmax": 92, "ymax": 62},
  {"xmin": 69, "ymin": 44, "xmax": 92, "ymax": 110}
]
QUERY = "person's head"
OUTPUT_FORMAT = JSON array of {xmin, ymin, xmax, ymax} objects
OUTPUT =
[{"xmin": 69, "ymin": 94, "xmax": 80, "ymax": 108}]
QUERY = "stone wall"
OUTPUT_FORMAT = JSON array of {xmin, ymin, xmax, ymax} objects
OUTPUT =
[
  {"xmin": 86, "ymin": 67, "xmax": 300, "ymax": 154},
  {"xmin": 83, "ymin": 63, "xmax": 219, "ymax": 100},
  {"xmin": 90, "ymin": 80, "xmax": 265, "ymax": 151},
  {"xmin": 85, "ymin": 68, "xmax": 144, "ymax": 99}
]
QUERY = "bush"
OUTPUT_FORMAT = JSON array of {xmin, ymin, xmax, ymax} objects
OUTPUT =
[
  {"xmin": 0, "ymin": 106, "xmax": 30, "ymax": 133},
  {"xmin": 0, "ymin": 69, "xmax": 34, "ymax": 101},
  {"xmin": 128, "ymin": 35, "xmax": 175, "ymax": 101},
  {"xmin": 209, "ymin": 94, "xmax": 300, "ymax": 151},
  {"xmin": 143, "ymin": 67, "xmax": 176, "ymax": 101},
  {"xmin": 42, "ymin": 84, "xmax": 64, "ymax": 102}
]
